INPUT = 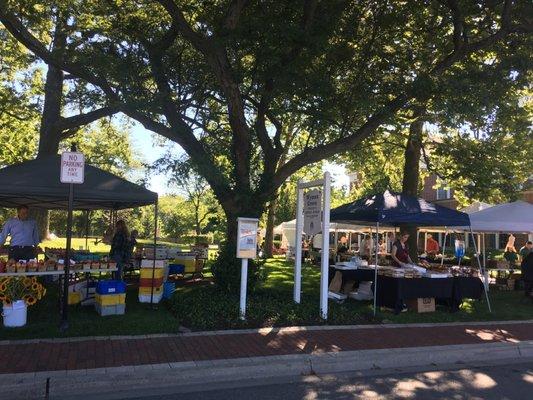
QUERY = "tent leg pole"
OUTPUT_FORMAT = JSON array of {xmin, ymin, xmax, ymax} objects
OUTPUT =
[
  {"xmin": 150, "ymin": 201, "xmax": 159, "ymax": 310},
  {"xmin": 470, "ymin": 226, "xmax": 491, "ymax": 313},
  {"xmin": 441, "ymin": 230, "xmax": 448, "ymax": 268},
  {"xmin": 85, "ymin": 210, "xmax": 89, "ymax": 251},
  {"xmin": 373, "ymin": 222, "xmax": 379, "ymax": 317},
  {"xmin": 483, "ymin": 234, "xmax": 489, "ymax": 292}
]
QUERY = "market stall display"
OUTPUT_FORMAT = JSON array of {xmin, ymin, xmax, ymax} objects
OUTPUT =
[
  {"xmin": 138, "ymin": 260, "xmax": 168, "ymax": 303},
  {"xmin": 329, "ymin": 190, "xmax": 490, "ymax": 314},
  {"xmin": 0, "ymin": 155, "xmax": 158, "ymax": 329}
]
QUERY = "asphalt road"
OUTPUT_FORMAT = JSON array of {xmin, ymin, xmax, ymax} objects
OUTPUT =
[{"xmin": 119, "ymin": 360, "xmax": 533, "ymax": 400}]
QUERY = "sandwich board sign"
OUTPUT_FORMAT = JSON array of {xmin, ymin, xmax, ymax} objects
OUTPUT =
[
  {"xmin": 60, "ymin": 152, "xmax": 85, "ymax": 184},
  {"xmin": 303, "ymin": 189, "xmax": 322, "ymax": 235},
  {"xmin": 236, "ymin": 217, "xmax": 259, "ymax": 320},
  {"xmin": 236, "ymin": 217, "xmax": 259, "ymax": 259}
]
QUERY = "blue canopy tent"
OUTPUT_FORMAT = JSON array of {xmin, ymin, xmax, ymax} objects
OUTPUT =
[
  {"xmin": 330, "ymin": 190, "xmax": 470, "ymax": 227},
  {"xmin": 330, "ymin": 190, "xmax": 490, "ymax": 314}
]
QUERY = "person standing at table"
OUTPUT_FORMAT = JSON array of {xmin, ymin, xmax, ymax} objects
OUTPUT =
[
  {"xmin": 360, "ymin": 234, "xmax": 373, "ymax": 260},
  {"xmin": 0, "ymin": 205, "xmax": 40, "ymax": 261},
  {"xmin": 521, "ymin": 252, "xmax": 533, "ymax": 299},
  {"xmin": 519, "ymin": 241, "xmax": 532, "ymax": 263},
  {"xmin": 386, "ymin": 232, "xmax": 396, "ymax": 253},
  {"xmin": 391, "ymin": 231, "xmax": 414, "ymax": 268},
  {"xmin": 426, "ymin": 234, "xmax": 440, "ymax": 257},
  {"xmin": 110, "ymin": 220, "xmax": 130, "ymax": 280}
]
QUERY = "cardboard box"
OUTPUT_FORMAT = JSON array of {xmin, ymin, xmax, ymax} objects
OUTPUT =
[{"xmin": 406, "ymin": 298, "xmax": 435, "ymax": 313}]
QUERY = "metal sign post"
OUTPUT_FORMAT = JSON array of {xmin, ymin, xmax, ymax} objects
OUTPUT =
[
  {"xmin": 59, "ymin": 150, "xmax": 85, "ymax": 332},
  {"xmin": 236, "ymin": 217, "xmax": 259, "ymax": 320}
]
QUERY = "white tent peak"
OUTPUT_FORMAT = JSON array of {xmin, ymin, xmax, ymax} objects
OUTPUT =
[{"xmin": 468, "ymin": 200, "xmax": 533, "ymax": 233}]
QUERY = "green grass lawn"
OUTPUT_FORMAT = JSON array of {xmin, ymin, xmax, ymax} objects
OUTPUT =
[
  {"xmin": 0, "ymin": 277, "xmax": 179, "ymax": 340},
  {"xmin": 1, "ymin": 257, "xmax": 531, "ymax": 339}
]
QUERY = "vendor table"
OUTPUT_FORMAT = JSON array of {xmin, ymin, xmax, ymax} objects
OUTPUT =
[
  {"xmin": 0, "ymin": 268, "xmax": 116, "ymax": 277},
  {"xmin": 0, "ymin": 269, "xmax": 118, "ymax": 310},
  {"xmin": 376, "ymin": 275, "xmax": 484, "ymax": 314},
  {"xmin": 329, "ymin": 266, "xmax": 376, "ymax": 288}
]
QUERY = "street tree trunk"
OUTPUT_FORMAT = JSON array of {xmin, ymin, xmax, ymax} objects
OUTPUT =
[
  {"xmin": 401, "ymin": 109, "xmax": 425, "ymax": 261},
  {"xmin": 263, "ymin": 197, "xmax": 277, "ymax": 257},
  {"xmin": 33, "ymin": 17, "xmax": 67, "ymax": 240}
]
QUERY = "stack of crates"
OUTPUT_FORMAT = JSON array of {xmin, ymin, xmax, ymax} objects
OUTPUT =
[
  {"xmin": 139, "ymin": 259, "xmax": 168, "ymax": 303},
  {"xmin": 95, "ymin": 280, "xmax": 126, "ymax": 316},
  {"xmin": 171, "ymin": 253, "xmax": 197, "ymax": 275}
]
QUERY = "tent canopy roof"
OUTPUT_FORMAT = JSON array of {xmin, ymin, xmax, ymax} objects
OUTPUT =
[
  {"xmin": 330, "ymin": 190, "xmax": 470, "ymax": 227},
  {"xmin": 467, "ymin": 201, "xmax": 533, "ymax": 233},
  {"xmin": 0, "ymin": 156, "xmax": 158, "ymax": 210},
  {"xmin": 276, "ymin": 219, "xmax": 365, "ymax": 233}
]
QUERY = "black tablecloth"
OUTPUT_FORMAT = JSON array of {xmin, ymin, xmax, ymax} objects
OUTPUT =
[
  {"xmin": 375, "ymin": 276, "xmax": 484, "ymax": 313},
  {"xmin": 376, "ymin": 276, "xmax": 454, "ymax": 312},
  {"xmin": 451, "ymin": 276, "xmax": 484, "ymax": 309}
]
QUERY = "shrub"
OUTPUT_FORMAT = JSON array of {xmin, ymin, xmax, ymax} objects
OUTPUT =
[
  {"xmin": 210, "ymin": 243, "xmax": 267, "ymax": 293},
  {"xmin": 169, "ymin": 285, "xmax": 377, "ymax": 331}
]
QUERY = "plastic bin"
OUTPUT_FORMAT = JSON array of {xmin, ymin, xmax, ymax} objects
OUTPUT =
[
  {"xmin": 138, "ymin": 293, "xmax": 163, "ymax": 303},
  {"xmin": 172, "ymin": 256, "xmax": 195, "ymax": 271},
  {"xmin": 95, "ymin": 303, "xmax": 126, "ymax": 316},
  {"xmin": 139, "ymin": 285, "xmax": 163, "ymax": 295},
  {"xmin": 168, "ymin": 264, "xmax": 185, "ymax": 275},
  {"xmin": 140, "ymin": 267, "xmax": 166, "ymax": 280},
  {"xmin": 95, "ymin": 293, "xmax": 126, "ymax": 306},
  {"xmin": 140, "ymin": 259, "xmax": 168, "ymax": 268},
  {"xmin": 139, "ymin": 277, "xmax": 164, "ymax": 287},
  {"xmin": 163, "ymin": 282, "xmax": 175, "ymax": 299},
  {"xmin": 96, "ymin": 280, "xmax": 126, "ymax": 295},
  {"xmin": 68, "ymin": 292, "xmax": 81, "ymax": 305}
]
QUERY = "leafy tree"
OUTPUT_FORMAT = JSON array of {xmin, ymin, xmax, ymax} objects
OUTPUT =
[
  {"xmin": 2, "ymin": 0, "xmax": 530, "ymax": 289},
  {"xmin": 0, "ymin": 26, "xmax": 40, "ymax": 166}
]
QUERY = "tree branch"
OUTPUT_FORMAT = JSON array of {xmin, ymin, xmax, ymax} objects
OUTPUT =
[
  {"xmin": 57, "ymin": 106, "xmax": 118, "ymax": 135},
  {"xmin": 0, "ymin": 2, "xmax": 117, "ymax": 98},
  {"xmin": 223, "ymin": 0, "xmax": 248, "ymax": 31},
  {"xmin": 272, "ymin": 0, "xmax": 516, "ymax": 195},
  {"xmin": 156, "ymin": 0, "xmax": 251, "ymax": 189}
]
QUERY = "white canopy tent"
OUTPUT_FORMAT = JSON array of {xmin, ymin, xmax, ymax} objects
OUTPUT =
[
  {"xmin": 467, "ymin": 201, "xmax": 533, "ymax": 233},
  {"xmin": 275, "ymin": 218, "xmax": 367, "ymax": 250}
]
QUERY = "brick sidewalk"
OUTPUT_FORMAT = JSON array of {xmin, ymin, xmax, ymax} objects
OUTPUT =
[{"xmin": 1, "ymin": 322, "xmax": 532, "ymax": 375}]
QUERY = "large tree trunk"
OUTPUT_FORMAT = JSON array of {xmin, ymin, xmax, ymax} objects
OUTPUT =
[
  {"xmin": 33, "ymin": 17, "xmax": 66, "ymax": 240},
  {"xmin": 401, "ymin": 111, "xmax": 424, "ymax": 261},
  {"xmin": 263, "ymin": 197, "xmax": 277, "ymax": 258}
]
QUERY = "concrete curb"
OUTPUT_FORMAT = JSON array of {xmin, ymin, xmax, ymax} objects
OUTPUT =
[
  {"xmin": 1, "ymin": 340, "xmax": 532, "ymax": 400},
  {"xmin": 1, "ymin": 319, "xmax": 532, "ymax": 345}
]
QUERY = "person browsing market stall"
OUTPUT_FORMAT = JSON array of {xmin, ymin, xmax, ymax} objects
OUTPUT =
[
  {"xmin": 391, "ymin": 231, "xmax": 414, "ymax": 268},
  {"xmin": 109, "ymin": 220, "xmax": 130, "ymax": 280},
  {"xmin": 0, "ymin": 205, "xmax": 40, "ymax": 261},
  {"xmin": 426, "ymin": 234, "xmax": 440, "ymax": 257}
]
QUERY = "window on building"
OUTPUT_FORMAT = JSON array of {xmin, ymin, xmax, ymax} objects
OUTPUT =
[{"xmin": 436, "ymin": 187, "xmax": 451, "ymax": 200}]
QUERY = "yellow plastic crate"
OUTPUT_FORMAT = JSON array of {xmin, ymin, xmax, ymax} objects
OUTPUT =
[
  {"xmin": 140, "ymin": 268, "xmax": 165, "ymax": 279},
  {"xmin": 139, "ymin": 285, "xmax": 163, "ymax": 295},
  {"xmin": 95, "ymin": 293, "xmax": 126, "ymax": 306},
  {"xmin": 172, "ymin": 257, "xmax": 196, "ymax": 269},
  {"xmin": 68, "ymin": 292, "xmax": 81, "ymax": 305}
]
